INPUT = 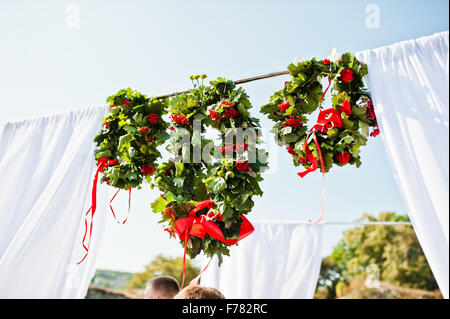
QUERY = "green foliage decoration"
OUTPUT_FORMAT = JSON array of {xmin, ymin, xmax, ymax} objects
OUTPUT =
[
  {"xmin": 93, "ymin": 88, "xmax": 170, "ymax": 189},
  {"xmin": 150, "ymin": 75, "xmax": 268, "ymax": 263},
  {"xmin": 261, "ymin": 51, "xmax": 379, "ymax": 175}
]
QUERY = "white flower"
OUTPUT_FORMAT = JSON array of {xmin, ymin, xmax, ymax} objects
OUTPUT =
[
  {"xmin": 293, "ymin": 55, "xmax": 304, "ymax": 65},
  {"xmin": 281, "ymin": 126, "xmax": 292, "ymax": 135},
  {"xmin": 328, "ymin": 47, "xmax": 340, "ymax": 63}
]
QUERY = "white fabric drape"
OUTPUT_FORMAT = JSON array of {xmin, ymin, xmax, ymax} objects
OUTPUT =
[
  {"xmin": 0, "ymin": 106, "xmax": 109, "ymax": 298},
  {"xmin": 201, "ymin": 222, "xmax": 323, "ymax": 299},
  {"xmin": 356, "ymin": 31, "xmax": 449, "ymax": 298}
]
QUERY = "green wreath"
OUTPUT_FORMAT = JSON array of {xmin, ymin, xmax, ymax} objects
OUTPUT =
[
  {"xmin": 261, "ymin": 52, "xmax": 379, "ymax": 177},
  {"xmin": 150, "ymin": 75, "xmax": 268, "ymax": 263},
  {"xmin": 94, "ymin": 88, "xmax": 170, "ymax": 189}
]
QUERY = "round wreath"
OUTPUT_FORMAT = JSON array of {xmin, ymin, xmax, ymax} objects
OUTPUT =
[
  {"xmin": 94, "ymin": 88, "xmax": 170, "ymax": 189},
  {"xmin": 150, "ymin": 75, "xmax": 268, "ymax": 264},
  {"xmin": 261, "ymin": 51, "xmax": 379, "ymax": 177}
]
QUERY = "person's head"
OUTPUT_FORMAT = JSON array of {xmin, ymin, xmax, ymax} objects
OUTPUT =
[
  {"xmin": 173, "ymin": 286, "xmax": 225, "ymax": 299},
  {"xmin": 144, "ymin": 276, "xmax": 180, "ymax": 299}
]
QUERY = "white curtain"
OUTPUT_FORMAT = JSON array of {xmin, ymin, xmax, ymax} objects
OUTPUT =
[
  {"xmin": 0, "ymin": 106, "xmax": 109, "ymax": 298},
  {"xmin": 356, "ymin": 31, "xmax": 449, "ymax": 298},
  {"xmin": 201, "ymin": 222, "xmax": 323, "ymax": 299}
]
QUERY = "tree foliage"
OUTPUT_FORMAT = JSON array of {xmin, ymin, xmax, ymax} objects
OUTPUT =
[
  {"xmin": 315, "ymin": 212, "xmax": 439, "ymax": 298},
  {"xmin": 125, "ymin": 254, "xmax": 200, "ymax": 289}
]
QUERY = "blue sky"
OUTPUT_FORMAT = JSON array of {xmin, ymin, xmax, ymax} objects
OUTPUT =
[{"xmin": 1, "ymin": 0, "xmax": 448, "ymax": 272}]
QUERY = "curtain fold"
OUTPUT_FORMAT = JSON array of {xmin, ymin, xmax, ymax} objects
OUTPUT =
[
  {"xmin": 356, "ymin": 31, "xmax": 449, "ymax": 298},
  {"xmin": 200, "ymin": 222, "xmax": 323, "ymax": 299},
  {"xmin": 0, "ymin": 106, "xmax": 109, "ymax": 298}
]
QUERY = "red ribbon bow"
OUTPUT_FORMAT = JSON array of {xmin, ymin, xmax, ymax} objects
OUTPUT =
[
  {"xmin": 312, "ymin": 108, "xmax": 344, "ymax": 133},
  {"xmin": 174, "ymin": 200, "xmax": 254, "ymax": 288},
  {"xmin": 174, "ymin": 212, "xmax": 254, "ymax": 246}
]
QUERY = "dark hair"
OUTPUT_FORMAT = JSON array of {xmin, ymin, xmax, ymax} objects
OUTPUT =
[
  {"xmin": 147, "ymin": 276, "xmax": 180, "ymax": 298},
  {"xmin": 174, "ymin": 286, "xmax": 225, "ymax": 299}
]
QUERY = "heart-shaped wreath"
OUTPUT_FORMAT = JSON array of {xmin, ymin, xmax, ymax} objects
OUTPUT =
[
  {"xmin": 150, "ymin": 75, "xmax": 268, "ymax": 266},
  {"xmin": 261, "ymin": 52, "xmax": 379, "ymax": 178}
]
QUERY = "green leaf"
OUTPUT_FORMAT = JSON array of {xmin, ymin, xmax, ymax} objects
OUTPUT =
[
  {"xmin": 208, "ymin": 177, "xmax": 227, "ymax": 193},
  {"xmin": 176, "ymin": 161, "xmax": 184, "ymax": 176},
  {"xmin": 151, "ymin": 197, "xmax": 167, "ymax": 213},
  {"xmin": 327, "ymin": 128, "xmax": 339, "ymax": 138},
  {"xmin": 222, "ymin": 205, "xmax": 234, "ymax": 220},
  {"xmin": 165, "ymin": 191, "xmax": 178, "ymax": 203},
  {"xmin": 359, "ymin": 121, "xmax": 369, "ymax": 137},
  {"xmin": 173, "ymin": 177, "xmax": 185, "ymax": 187},
  {"xmin": 284, "ymin": 133, "xmax": 301, "ymax": 143},
  {"xmin": 118, "ymin": 133, "xmax": 133, "ymax": 151}
]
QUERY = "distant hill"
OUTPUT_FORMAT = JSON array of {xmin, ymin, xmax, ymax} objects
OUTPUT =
[{"xmin": 90, "ymin": 269, "xmax": 133, "ymax": 290}]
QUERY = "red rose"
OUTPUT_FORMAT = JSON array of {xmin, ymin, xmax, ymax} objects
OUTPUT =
[
  {"xmin": 110, "ymin": 104, "xmax": 115, "ymax": 109},
  {"xmin": 322, "ymin": 59, "xmax": 331, "ymax": 65},
  {"xmin": 278, "ymin": 101, "xmax": 290, "ymax": 113},
  {"xmin": 169, "ymin": 126, "xmax": 174, "ymax": 131},
  {"xmin": 207, "ymin": 210, "xmax": 214, "ymax": 218},
  {"xmin": 215, "ymin": 213, "xmax": 223, "ymax": 221},
  {"xmin": 141, "ymin": 164, "xmax": 156, "ymax": 175},
  {"xmin": 340, "ymin": 69, "xmax": 353, "ymax": 83},
  {"xmin": 235, "ymin": 160, "xmax": 249, "ymax": 171},
  {"xmin": 122, "ymin": 99, "xmax": 131, "ymax": 106},
  {"xmin": 147, "ymin": 113, "xmax": 158, "ymax": 124},
  {"xmin": 139, "ymin": 127, "xmax": 150, "ymax": 134},
  {"xmin": 336, "ymin": 152, "xmax": 350, "ymax": 165},
  {"xmin": 284, "ymin": 81, "xmax": 290, "ymax": 86},
  {"xmin": 339, "ymin": 100, "xmax": 351, "ymax": 116}
]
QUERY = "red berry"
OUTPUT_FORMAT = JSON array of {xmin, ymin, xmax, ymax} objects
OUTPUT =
[
  {"xmin": 139, "ymin": 127, "xmax": 150, "ymax": 134},
  {"xmin": 278, "ymin": 101, "xmax": 290, "ymax": 112}
]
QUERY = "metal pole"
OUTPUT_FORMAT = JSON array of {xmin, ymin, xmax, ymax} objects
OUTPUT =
[{"xmin": 153, "ymin": 70, "xmax": 290, "ymax": 100}]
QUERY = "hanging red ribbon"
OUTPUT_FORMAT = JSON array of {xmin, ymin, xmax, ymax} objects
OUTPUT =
[
  {"xmin": 317, "ymin": 75, "xmax": 332, "ymax": 111},
  {"xmin": 109, "ymin": 186, "xmax": 132, "ymax": 224},
  {"xmin": 174, "ymin": 200, "xmax": 254, "ymax": 288},
  {"xmin": 297, "ymin": 76, "xmax": 332, "ymax": 179},
  {"xmin": 296, "ymin": 75, "xmax": 336, "ymax": 224},
  {"xmin": 77, "ymin": 157, "xmax": 119, "ymax": 265},
  {"xmin": 188, "ymin": 258, "xmax": 213, "ymax": 288}
]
